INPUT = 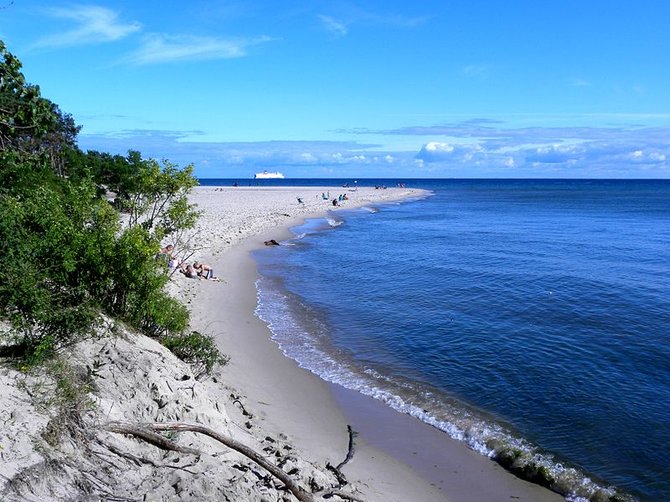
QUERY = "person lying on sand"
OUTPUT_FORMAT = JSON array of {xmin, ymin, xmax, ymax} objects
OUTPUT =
[
  {"xmin": 193, "ymin": 261, "xmax": 220, "ymax": 281},
  {"xmin": 179, "ymin": 263, "xmax": 200, "ymax": 279},
  {"xmin": 264, "ymin": 239, "xmax": 280, "ymax": 246}
]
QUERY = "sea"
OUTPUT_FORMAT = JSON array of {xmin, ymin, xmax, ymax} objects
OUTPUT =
[{"xmin": 202, "ymin": 178, "xmax": 670, "ymax": 501}]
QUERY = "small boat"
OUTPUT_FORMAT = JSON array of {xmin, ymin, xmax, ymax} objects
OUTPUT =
[{"xmin": 254, "ymin": 171, "xmax": 285, "ymax": 179}]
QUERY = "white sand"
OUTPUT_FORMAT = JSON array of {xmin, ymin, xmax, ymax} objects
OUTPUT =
[
  {"xmin": 168, "ymin": 185, "xmax": 422, "ymax": 258},
  {"xmin": 176, "ymin": 185, "xmax": 564, "ymax": 502}
]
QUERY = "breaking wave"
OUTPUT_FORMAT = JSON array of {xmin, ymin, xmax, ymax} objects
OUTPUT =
[{"xmin": 254, "ymin": 275, "xmax": 634, "ymax": 502}]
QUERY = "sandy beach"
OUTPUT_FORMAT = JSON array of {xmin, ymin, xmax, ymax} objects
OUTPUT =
[
  {"xmin": 0, "ymin": 184, "xmax": 566, "ymax": 501},
  {"xmin": 175, "ymin": 185, "xmax": 564, "ymax": 502}
]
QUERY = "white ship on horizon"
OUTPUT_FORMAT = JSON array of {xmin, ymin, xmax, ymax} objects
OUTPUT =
[{"xmin": 254, "ymin": 170, "xmax": 285, "ymax": 179}]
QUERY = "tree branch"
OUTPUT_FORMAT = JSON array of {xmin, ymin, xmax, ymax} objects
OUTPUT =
[
  {"xmin": 322, "ymin": 490, "xmax": 366, "ymax": 502},
  {"xmin": 105, "ymin": 421, "xmax": 314, "ymax": 502},
  {"xmin": 335, "ymin": 425, "xmax": 356, "ymax": 471},
  {"xmin": 104, "ymin": 422, "xmax": 201, "ymax": 455}
]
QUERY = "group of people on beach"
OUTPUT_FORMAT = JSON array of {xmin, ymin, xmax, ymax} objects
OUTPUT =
[
  {"xmin": 156, "ymin": 245, "xmax": 220, "ymax": 281},
  {"xmin": 296, "ymin": 192, "xmax": 350, "ymax": 207},
  {"xmin": 318, "ymin": 191, "xmax": 349, "ymax": 206},
  {"xmin": 332, "ymin": 193, "xmax": 349, "ymax": 206}
]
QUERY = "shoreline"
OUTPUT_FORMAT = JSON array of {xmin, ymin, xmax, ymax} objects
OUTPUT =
[{"xmin": 179, "ymin": 186, "xmax": 564, "ymax": 501}]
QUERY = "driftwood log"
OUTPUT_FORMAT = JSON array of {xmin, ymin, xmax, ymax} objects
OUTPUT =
[
  {"xmin": 326, "ymin": 424, "xmax": 358, "ymax": 487},
  {"xmin": 337, "ymin": 425, "xmax": 356, "ymax": 471},
  {"xmin": 105, "ymin": 421, "xmax": 314, "ymax": 502}
]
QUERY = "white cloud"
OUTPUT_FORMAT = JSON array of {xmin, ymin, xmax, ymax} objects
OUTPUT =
[
  {"xmin": 78, "ymin": 133, "xmax": 412, "ymax": 175},
  {"xmin": 127, "ymin": 34, "xmax": 273, "ymax": 64},
  {"xmin": 33, "ymin": 5, "xmax": 140, "ymax": 48},
  {"xmin": 416, "ymin": 142, "xmax": 456, "ymax": 161},
  {"xmin": 415, "ymin": 141, "xmax": 493, "ymax": 166},
  {"xmin": 78, "ymin": 123, "xmax": 670, "ymax": 179},
  {"xmin": 627, "ymin": 149, "xmax": 667, "ymax": 164},
  {"xmin": 300, "ymin": 152, "xmax": 317, "ymax": 162},
  {"xmin": 426, "ymin": 142, "xmax": 454, "ymax": 153},
  {"xmin": 319, "ymin": 15, "xmax": 348, "ymax": 37},
  {"xmin": 524, "ymin": 144, "xmax": 587, "ymax": 164},
  {"xmin": 461, "ymin": 64, "xmax": 490, "ymax": 79},
  {"xmin": 569, "ymin": 78, "xmax": 592, "ymax": 87}
]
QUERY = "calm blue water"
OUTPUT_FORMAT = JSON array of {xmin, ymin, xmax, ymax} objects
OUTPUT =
[{"xmin": 223, "ymin": 179, "xmax": 669, "ymax": 502}]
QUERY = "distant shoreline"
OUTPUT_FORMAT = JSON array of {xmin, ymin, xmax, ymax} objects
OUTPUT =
[{"xmin": 198, "ymin": 177, "xmax": 670, "ymax": 184}]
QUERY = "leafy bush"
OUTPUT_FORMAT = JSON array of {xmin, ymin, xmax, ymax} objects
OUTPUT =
[
  {"xmin": 0, "ymin": 39, "xmax": 217, "ymax": 370},
  {"xmin": 161, "ymin": 331, "xmax": 229, "ymax": 378},
  {"xmin": 0, "ymin": 183, "xmax": 104, "ymax": 355},
  {"xmin": 139, "ymin": 293, "xmax": 190, "ymax": 338}
]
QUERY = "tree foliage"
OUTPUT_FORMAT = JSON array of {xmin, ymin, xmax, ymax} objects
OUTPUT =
[
  {"xmin": 161, "ymin": 331, "xmax": 229, "ymax": 379},
  {"xmin": 0, "ymin": 180, "xmax": 112, "ymax": 358},
  {"xmin": 111, "ymin": 152, "xmax": 201, "ymax": 235},
  {"xmin": 0, "ymin": 41, "xmax": 80, "ymax": 173},
  {"xmin": 0, "ymin": 40, "xmax": 222, "ymax": 374}
]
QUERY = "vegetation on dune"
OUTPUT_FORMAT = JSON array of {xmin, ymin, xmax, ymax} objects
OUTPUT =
[
  {"xmin": 0, "ymin": 40, "xmax": 223, "ymax": 374},
  {"xmin": 161, "ymin": 331, "xmax": 230, "ymax": 379}
]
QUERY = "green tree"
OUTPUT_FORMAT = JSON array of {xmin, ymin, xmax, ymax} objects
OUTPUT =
[
  {"xmin": 0, "ymin": 41, "xmax": 80, "ymax": 174},
  {"xmin": 0, "ymin": 40, "xmax": 224, "ymax": 375},
  {"xmin": 0, "ymin": 179, "xmax": 116, "ymax": 359},
  {"xmin": 111, "ymin": 151, "xmax": 201, "ymax": 236}
]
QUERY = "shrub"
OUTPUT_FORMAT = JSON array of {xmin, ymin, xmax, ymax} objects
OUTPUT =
[
  {"xmin": 140, "ymin": 293, "xmax": 190, "ymax": 338},
  {"xmin": 161, "ymin": 331, "xmax": 229, "ymax": 378},
  {"xmin": 0, "ymin": 41, "xmax": 205, "ymax": 367}
]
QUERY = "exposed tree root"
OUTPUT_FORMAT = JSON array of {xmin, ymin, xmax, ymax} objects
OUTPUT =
[
  {"xmin": 326, "ymin": 463, "xmax": 348, "ymax": 488},
  {"xmin": 322, "ymin": 490, "xmax": 366, "ymax": 502},
  {"xmin": 105, "ymin": 422, "xmax": 201, "ymax": 456},
  {"xmin": 104, "ymin": 421, "xmax": 364, "ymax": 502},
  {"xmin": 336, "ymin": 425, "xmax": 357, "ymax": 471},
  {"xmin": 230, "ymin": 393, "xmax": 253, "ymax": 418},
  {"xmin": 327, "ymin": 424, "xmax": 358, "ymax": 488},
  {"xmin": 105, "ymin": 421, "xmax": 314, "ymax": 502},
  {"xmin": 95, "ymin": 439, "xmax": 199, "ymax": 474}
]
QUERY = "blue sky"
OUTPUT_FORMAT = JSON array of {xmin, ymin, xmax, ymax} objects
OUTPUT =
[{"xmin": 2, "ymin": 1, "xmax": 669, "ymax": 178}]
